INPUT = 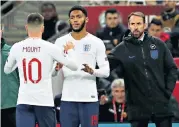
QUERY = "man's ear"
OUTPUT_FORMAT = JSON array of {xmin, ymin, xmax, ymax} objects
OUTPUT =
[
  {"xmin": 86, "ymin": 17, "xmax": 89, "ymax": 23},
  {"xmin": 41, "ymin": 25, "xmax": 44, "ymax": 33},
  {"xmin": 128, "ymin": 22, "xmax": 130, "ymax": 30},
  {"xmin": 68, "ymin": 19, "xmax": 70, "ymax": 23},
  {"xmin": 25, "ymin": 24, "xmax": 28, "ymax": 32}
]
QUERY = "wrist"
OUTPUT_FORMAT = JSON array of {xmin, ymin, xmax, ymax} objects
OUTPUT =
[
  {"xmin": 91, "ymin": 69, "xmax": 95, "ymax": 75},
  {"xmin": 90, "ymin": 69, "xmax": 94, "ymax": 75}
]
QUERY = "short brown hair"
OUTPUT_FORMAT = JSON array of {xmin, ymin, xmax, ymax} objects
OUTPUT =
[
  {"xmin": 27, "ymin": 13, "xmax": 44, "ymax": 26},
  {"xmin": 128, "ymin": 12, "xmax": 145, "ymax": 23}
]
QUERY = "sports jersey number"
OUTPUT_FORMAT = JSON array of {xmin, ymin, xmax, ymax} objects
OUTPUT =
[{"xmin": 22, "ymin": 58, "xmax": 42, "ymax": 84}]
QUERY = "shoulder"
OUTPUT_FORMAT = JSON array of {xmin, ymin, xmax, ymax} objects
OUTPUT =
[
  {"xmin": 55, "ymin": 34, "xmax": 69, "ymax": 46},
  {"xmin": 10, "ymin": 41, "xmax": 21, "ymax": 51},
  {"xmin": 40, "ymin": 40, "xmax": 57, "ymax": 48},
  {"xmin": 88, "ymin": 34, "xmax": 106, "ymax": 51},
  {"xmin": 38, "ymin": 40, "xmax": 61, "ymax": 54},
  {"xmin": 149, "ymin": 35, "xmax": 165, "ymax": 45},
  {"xmin": 88, "ymin": 33, "xmax": 104, "ymax": 45},
  {"xmin": 56, "ymin": 34, "xmax": 69, "ymax": 41},
  {"xmin": 147, "ymin": 35, "xmax": 167, "ymax": 50},
  {"xmin": 110, "ymin": 41, "xmax": 125, "ymax": 55},
  {"xmin": 115, "ymin": 41, "xmax": 125, "ymax": 49},
  {"xmin": 14, "ymin": 38, "xmax": 30, "ymax": 48}
]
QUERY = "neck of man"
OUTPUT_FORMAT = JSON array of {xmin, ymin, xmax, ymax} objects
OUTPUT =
[
  {"xmin": 114, "ymin": 97, "xmax": 124, "ymax": 104},
  {"xmin": 138, "ymin": 32, "xmax": 145, "ymax": 40},
  {"xmin": 28, "ymin": 32, "xmax": 42, "ymax": 39},
  {"xmin": 71, "ymin": 28, "xmax": 88, "ymax": 40}
]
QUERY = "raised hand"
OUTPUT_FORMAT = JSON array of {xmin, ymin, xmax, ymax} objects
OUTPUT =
[
  {"xmin": 55, "ymin": 63, "xmax": 63, "ymax": 71},
  {"xmin": 64, "ymin": 42, "xmax": 74, "ymax": 51}
]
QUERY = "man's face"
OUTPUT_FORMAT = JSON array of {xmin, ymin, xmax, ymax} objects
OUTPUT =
[
  {"xmin": 105, "ymin": 13, "xmax": 119, "ymax": 28},
  {"xmin": 69, "ymin": 10, "xmax": 88, "ymax": 32},
  {"xmin": 41, "ymin": 6, "xmax": 56, "ymax": 20},
  {"xmin": 164, "ymin": 0, "xmax": 176, "ymax": 12},
  {"xmin": 112, "ymin": 87, "xmax": 125, "ymax": 103},
  {"xmin": 128, "ymin": 15, "xmax": 146, "ymax": 39},
  {"xmin": 148, "ymin": 24, "xmax": 162, "ymax": 38}
]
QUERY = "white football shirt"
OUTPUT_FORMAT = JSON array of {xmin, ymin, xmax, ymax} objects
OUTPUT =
[
  {"xmin": 55, "ymin": 33, "xmax": 110, "ymax": 102},
  {"xmin": 4, "ymin": 38, "xmax": 78, "ymax": 106}
]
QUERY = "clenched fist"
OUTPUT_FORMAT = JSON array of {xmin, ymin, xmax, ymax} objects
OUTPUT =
[
  {"xmin": 55, "ymin": 63, "xmax": 63, "ymax": 71},
  {"xmin": 81, "ymin": 64, "xmax": 94, "ymax": 75},
  {"xmin": 99, "ymin": 95, "xmax": 108, "ymax": 105}
]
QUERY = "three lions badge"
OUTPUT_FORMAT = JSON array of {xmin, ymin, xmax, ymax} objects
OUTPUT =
[{"xmin": 150, "ymin": 44, "xmax": 158, "ymax": 60}]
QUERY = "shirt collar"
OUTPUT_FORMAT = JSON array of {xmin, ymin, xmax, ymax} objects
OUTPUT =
[{"xmin": 138, "ymin": 33, "xmax": 145, "ymax": 41}]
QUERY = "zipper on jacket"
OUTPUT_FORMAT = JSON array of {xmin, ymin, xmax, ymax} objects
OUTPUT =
[
  {"xmin": 141, "ymin": 44, "xmax": 153, "ymax": 97},
  {"xmin": 141, "ymin": 45, "xmax": 149, "ymax": 79}
]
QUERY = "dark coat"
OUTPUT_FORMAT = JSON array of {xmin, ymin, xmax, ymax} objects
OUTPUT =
[{"xmin": 108, "ymin": 31, "xmax": 178, "ymax": 120}]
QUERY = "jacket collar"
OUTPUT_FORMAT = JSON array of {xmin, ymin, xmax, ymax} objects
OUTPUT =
[{"xmin": 123, "ymin": 29, "xmax": 150, "ymax": 45}]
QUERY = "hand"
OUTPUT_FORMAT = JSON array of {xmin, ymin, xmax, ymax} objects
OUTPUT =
[
  {"xmin": 81, "ymin": 64, "xmax": 94, "ymax": 74},
  {"xmin": 106, "ymin": 50, "xmax": 111, "ymax": 55},
  {"xmin": 55, "ymin": 63, "xmax": 63, "ymax": 71},
  {"xmin": 113, "ymin": 39, "xmax": 118, "ymax": 45},
  {"xmin": 100, "ymin": 95, "xmax": 108, "ymax": 105},
  {"xmin": 122, "ymin": 112, "xmax": 127, "ymax": 118},
  {"xmin": 64, "ymin": 42, "xmax": 74, "ymax": 51}
]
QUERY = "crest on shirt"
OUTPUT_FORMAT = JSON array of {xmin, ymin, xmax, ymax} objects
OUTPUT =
[
  {"xmin": 150, "ymin": 44, "xmax": 156, "ymax": 50},
  {"xmin": 150, "ymin": 50, "xmax": 158, "ymax": 60},
  {"xmin": 83, "ymin": 44, "xmax": 91, "ymax": 52}
]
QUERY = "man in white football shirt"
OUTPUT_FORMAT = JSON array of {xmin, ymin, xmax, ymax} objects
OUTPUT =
[
  {"xmin": 4, "ymin": 13, "xmax": 78, "ymax": 127},
  {"xmin": 55, "ymin": 6, "xmax": 110, "ymax": 127}
]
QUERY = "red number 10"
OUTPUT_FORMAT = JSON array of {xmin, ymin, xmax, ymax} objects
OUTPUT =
[{"xmin": 22, "ymin": 58, "xmax": 42, "ymax": 84}]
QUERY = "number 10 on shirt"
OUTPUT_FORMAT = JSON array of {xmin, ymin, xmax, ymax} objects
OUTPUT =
[{"xmin": 22, "ymin": 58, "xmax": 42, "ymax": 84}]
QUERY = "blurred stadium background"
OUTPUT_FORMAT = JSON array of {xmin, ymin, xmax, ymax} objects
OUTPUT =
[{"xmin": 1, "ymin": 0, "xmax": 179, "ymax": 44}]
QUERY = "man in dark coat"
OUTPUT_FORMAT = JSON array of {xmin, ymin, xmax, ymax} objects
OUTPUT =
[{"xmin": 108, "ymin": 11, "xmax": 178, "ymax": 127}]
